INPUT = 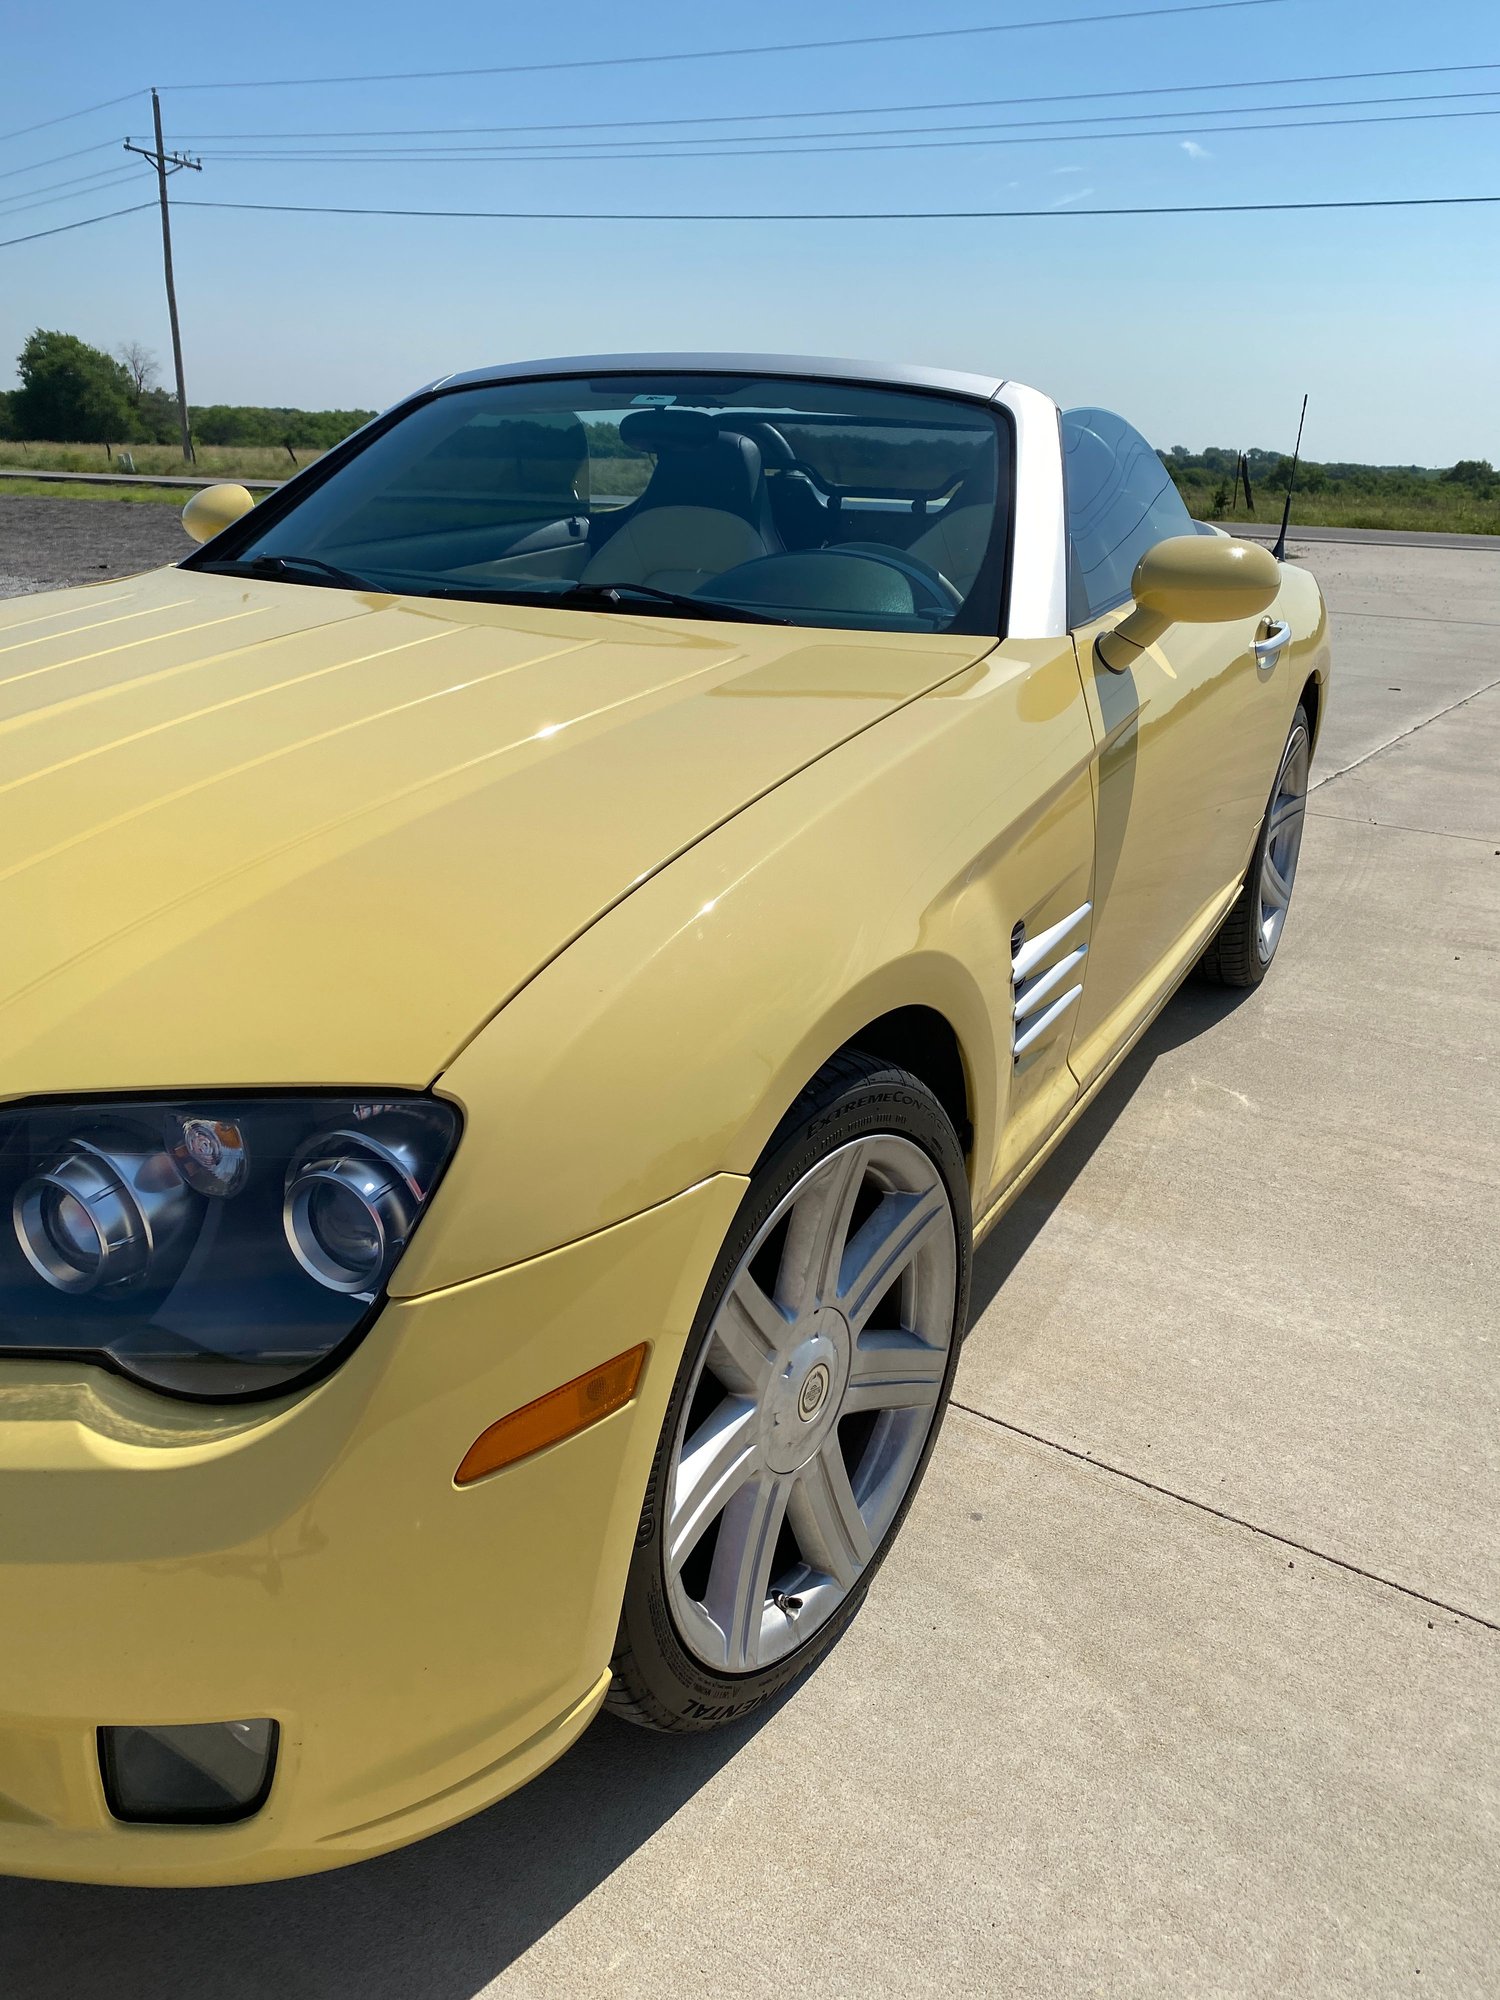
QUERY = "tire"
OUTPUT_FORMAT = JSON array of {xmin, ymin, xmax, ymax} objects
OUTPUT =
[
  {"xmin": 1198, "ymin": 703, "xmax": 1312, "ymax": 989},
  {"xmin": 607, "ymin": 1051, "xmax": 972, "ymax": 1733}
]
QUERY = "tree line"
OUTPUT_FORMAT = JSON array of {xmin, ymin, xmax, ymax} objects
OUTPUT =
[
  {"xmin": 0, "ymin": 330, "xmax": 373, "ymax": 452},
  {"xmin": 1161, "ymin": 441, "xmax": 1496, "ymax": 515}
]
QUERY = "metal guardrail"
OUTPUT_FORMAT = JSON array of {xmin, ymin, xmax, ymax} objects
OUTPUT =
[{"xmin": 0, "ymin": 468, "xmax": 282, "ymax": 491}]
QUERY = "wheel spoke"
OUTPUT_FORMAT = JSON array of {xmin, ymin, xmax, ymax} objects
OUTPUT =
[
  {"xmin": 1270, "ymin": 792, "xmax": 1305, "ymax": 834},
  {"xmin": 1262, "ymin": 853, "xmax": 1292, "ymax": 911},
  {"xmin": 667, "ymin": 1399, "xmax": 759, "ymax": 1576},
  {"xmin": 775, "ymin": 1141, "xmax": 870, "ymax": 1322},
  {"xmin": 844, "ymin": 1330, "xmax": 948, "ymax": 1414},
  {"xmin": 836, "ymin": 1183, "xmax": 949, "ymax": 1335},
  {"xmin": 789, "ymin": 1439, "xmax": 874, "ymax": 1589},
  {"xmin": 710, "ymin": 1269, "xmax": 791, "ymax": 1394},
  {"xmin": 701, "ymin": 1472, "xmax": 790, "ymax": 1672}
]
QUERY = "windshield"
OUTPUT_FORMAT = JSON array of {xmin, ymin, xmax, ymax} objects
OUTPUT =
[{"xmin": 205, "ymin": 371, "xmax": 1011, "ymax": 635}]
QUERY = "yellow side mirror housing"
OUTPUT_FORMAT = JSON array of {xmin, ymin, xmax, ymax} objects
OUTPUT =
[
  {"xmin": 181, "ymin": 483, "xmax": 256, "ymax": 545},
  {"xmin": 1097, "ymin": 535, "xmax": 1281, "ymax": 672}
]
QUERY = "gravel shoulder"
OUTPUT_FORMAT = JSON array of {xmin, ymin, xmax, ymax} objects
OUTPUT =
[{"xmin": 0, "ymin": 495, "xmax": 190, "ymax": 597}]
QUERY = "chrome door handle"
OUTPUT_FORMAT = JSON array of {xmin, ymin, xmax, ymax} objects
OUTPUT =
[{"xmin": 1254, "ymin": 618, "xmax": 1292, "ymax": 668}]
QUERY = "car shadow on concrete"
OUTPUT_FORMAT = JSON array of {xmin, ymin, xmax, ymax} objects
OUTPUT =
[
  {"xmin": 0, "ymin": 982, "xmax": 1250, "ymax": 2000},
  {"xmin": 0, "ymin": 1692, "xmax": 796, "ymax": 2000}
]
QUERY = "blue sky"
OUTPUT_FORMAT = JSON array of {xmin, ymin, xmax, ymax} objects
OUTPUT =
[{"xmin": 2, "ymin": 0, "xmax": 1496, "ymax": 462}]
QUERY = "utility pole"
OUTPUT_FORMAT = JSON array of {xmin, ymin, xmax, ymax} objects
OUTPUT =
[{"xmin": 125, "ymin": 91, "xmax": 200, "ymax": 464}]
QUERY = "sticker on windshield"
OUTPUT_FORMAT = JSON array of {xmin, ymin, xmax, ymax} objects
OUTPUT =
[{"xmin": 630, "ymin": 394, "xmax": 677, "ymax": 406}]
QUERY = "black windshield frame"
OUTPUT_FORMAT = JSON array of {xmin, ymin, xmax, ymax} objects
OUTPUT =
[{"xmin": 183, "ymin": 369, "xmax": 1017, "ymax": 639}]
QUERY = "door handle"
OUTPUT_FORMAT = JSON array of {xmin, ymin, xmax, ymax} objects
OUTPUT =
[{"xmin": 1254, "ymin": 618, "xmax": 1293, "ymax": 669}]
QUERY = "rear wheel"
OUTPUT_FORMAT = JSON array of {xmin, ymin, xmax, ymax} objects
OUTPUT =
[
  {"xmin": 608, "ymin": 1053, "xmax": 970, "ymax": 1731},
  {"xmin": 1199, "ymin": 704, "xmax": 1311, "ymax": 988}
]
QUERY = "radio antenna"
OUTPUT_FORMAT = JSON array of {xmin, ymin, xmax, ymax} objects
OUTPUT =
[{"xmin": 1271, "ymin": 395, "xmax": 1308, "ymax": 562}]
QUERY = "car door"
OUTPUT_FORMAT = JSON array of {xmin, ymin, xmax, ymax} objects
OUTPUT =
[{"xmin": 1059, "ymin": 408, "xmax": 1289, "ymax": 1090}]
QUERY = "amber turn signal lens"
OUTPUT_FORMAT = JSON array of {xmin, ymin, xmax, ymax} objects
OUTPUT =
[{"xmin": 454, "ymin": 1344, "xmax": 648, "ymax": 1486}]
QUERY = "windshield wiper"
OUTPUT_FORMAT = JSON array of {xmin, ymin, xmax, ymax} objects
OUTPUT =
[
  {"xmin": 202, "ymin": 553, "xmax": 380, "ymax": 592},
  {"xmin": 421, "ymin": 579, "xmax": 789, "ymax": 624},
  {"xmin": 564, "ymin": 581, "xmax": 790, "ymax": 625},
  {"xmin": 202, "ymin": 560, "xmax": 790, "ymax": 624}
]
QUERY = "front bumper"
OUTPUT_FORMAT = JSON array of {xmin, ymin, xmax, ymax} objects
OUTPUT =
[{"xmin": 0, "ymin": 1174, "xmax": 744, "ymax": 1886}]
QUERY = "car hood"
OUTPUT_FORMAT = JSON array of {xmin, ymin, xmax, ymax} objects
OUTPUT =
[{"xmin": 1, "ymin": 567, "xmax": 992, "ymax": 1093}]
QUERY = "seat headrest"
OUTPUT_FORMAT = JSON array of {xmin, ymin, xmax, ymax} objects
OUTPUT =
[{"xmin": 618, "ymin": 407, "xmax": 718, "ymax": 453}]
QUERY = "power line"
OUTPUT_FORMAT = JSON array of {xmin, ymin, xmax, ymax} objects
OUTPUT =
[
  {"xmin": 0, "ymin": 139, "xmax": 122, "ymax": 185},
  {"xmin": 199, "ymin": 102, "xmax": 1500, "ymax": 167},
  {"xmin": 195, "ymin": 87, "xmax": 1500, "ymax": 160},
  {"xmin": 5, "ymin": 185, "xmax": 1495, "ymax": 252},
  {"xmin": 0, "ymin": 90, "xmax": 142, "ymax": 147},
  {"xmin": 0, "ymin": 200, "xmax": 155, "ymax": 250},
  {"xmin": 160, "ymin": 60, "xmax": 1500, "ymax": 142},
  {"xmin": 0, "ymin": 163, "xmax": 140, "ymax": 209},
  {"xmin": 163, "ymin": 0, "xmax": 1301, "ymax": 90},
  {"xmin": 0, "ymin": 168, "xmax": 139, "ymax": 218},
  {"xmin": 172, "ymin": 193, "xmax": 1500, "ymax": 222}
]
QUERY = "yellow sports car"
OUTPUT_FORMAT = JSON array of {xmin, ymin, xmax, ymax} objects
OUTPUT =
[{"xmin": 0, "ymin": 355, "xmax": 1328, "ymax": 1884}]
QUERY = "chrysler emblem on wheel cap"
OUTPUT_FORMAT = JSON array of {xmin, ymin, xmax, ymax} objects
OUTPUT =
[{"xmin": 798, "ymin": 1363, "xmax": 831, "ymax": 1421}]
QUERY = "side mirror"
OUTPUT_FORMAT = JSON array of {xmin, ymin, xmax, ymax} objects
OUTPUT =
[
  {"xmin": 181, "ymin": 482, "xmax": 256, "ymax": 545},
  {"xmin": 1096, "ymin": 535, "xmax": 1281, "ymax": 672}
]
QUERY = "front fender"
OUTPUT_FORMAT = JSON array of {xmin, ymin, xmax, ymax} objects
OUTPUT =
[
  {"xmin": 397, "ymin": 638, "xmax": 1095, "ymax": 1294},
  {"xmin": 1275, "ymin": 562, "xmax": 1332, "ymax": 750}
]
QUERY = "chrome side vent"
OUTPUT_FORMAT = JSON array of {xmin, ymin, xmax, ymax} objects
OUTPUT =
[{"xmin": 1011, "ymin": 902, "xmax": 1090, "ymax": 1063}]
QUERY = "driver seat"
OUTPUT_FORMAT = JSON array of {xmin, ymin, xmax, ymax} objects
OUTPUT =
[
  {"xmin": 582, "ymin": 410, "xmax": 782, "ymax": 594},
  {"xmin": 906, "ymin": 465, "xmax": 998, "ymax": 595}
]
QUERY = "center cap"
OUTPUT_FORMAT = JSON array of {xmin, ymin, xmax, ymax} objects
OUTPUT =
[
  {"xmin": 760, "ymin": 1311, "xmax": 851, "ymax": 1474},
  {"xmin": 798, "ymin": 1363, "xmax": 831, "ymax": 1421}
]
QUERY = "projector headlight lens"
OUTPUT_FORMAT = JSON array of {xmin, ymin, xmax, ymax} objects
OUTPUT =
[
  {"xmin": 284, "ymin": 1115, "xmax": 431, "ymax": 1293},
  {"xmin": 0, "ymin": 1095, "xmax": 459, "ymax": 1400},
  {"xmin": 15, "ymin": 1131, "xmax": 196, "ymax": 1295}
]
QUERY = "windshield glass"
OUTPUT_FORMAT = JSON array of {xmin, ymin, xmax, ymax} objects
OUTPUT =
[{"xmin": 209, "ymin": 372, "xmax": 1011, "ymax": 634}]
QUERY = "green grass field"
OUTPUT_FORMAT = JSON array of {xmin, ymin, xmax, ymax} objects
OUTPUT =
[
  {"xmin": 1170, "ymin": 478, "xmax": 1500, "ymax": 537},
  {"xmin": 0, "ymin": 442, "xmax": 324, "ymax": 480}
]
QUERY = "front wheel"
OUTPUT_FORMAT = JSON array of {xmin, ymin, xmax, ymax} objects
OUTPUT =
[
  {"xmin": 1199, "ymin": 703, "xmax": 1311, "ymax": 988},
  {"xmin": 607, "ymin": 1052, "xmax": 971, "ymax": 1732}
]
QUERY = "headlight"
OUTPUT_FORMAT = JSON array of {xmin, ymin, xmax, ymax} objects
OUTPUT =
[
  {"xmin": 283, "ymin": 1114, "xmax": 432, "ymax": 1294},
  {"xmin": 0, "ymin": 1095, "xmax": 459, "ymax": 1400}
]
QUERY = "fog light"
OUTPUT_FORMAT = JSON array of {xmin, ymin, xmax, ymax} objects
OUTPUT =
[{"xmin": 99, "ymin": 1720, "xmax": 278, "ymax": 1825}]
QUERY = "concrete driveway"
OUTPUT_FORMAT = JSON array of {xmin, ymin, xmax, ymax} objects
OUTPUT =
[{"xmin": 2, "ymin": 537, "xmax": 1496, "ymax": 1998}]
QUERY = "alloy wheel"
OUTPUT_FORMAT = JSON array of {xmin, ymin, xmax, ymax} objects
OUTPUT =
[
  {"xmin": 1258, "ymin": 721, "xmax": 1310, "ymax": 962},
  {"xmin": 664, "ymin": 1134, "xmax": 957, "ymax": 1674}
]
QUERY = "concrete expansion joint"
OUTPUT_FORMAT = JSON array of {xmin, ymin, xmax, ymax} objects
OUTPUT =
[
  {"xmin": 949, "ymin": 1400, "xmax": 1500, "ymax": 1637},
  {"xmin": 1304, "ymin": 809, "xmax": 1499, "ymax": 846},
  {"xmin": 1309, "ymin": 672, "xmax": 1500, "ymax": 794}
]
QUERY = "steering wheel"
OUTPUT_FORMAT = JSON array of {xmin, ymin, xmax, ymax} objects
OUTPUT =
[{"xmin": 833, "ymin": 543, "xmax": 965, "ymax": 612}]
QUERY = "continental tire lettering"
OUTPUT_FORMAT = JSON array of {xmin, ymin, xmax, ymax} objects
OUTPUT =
[{"xmin": 684, "ymin": 1696, "xmax": 767, "ymax": 1724}]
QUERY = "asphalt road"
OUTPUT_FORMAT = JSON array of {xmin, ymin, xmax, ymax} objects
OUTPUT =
[
  {"xmin": 1, "ymin": 528, "xmax": 1497, "ymax": 1998},
  {"xmin": 1240, "ymin": 521, "xmax": 1500, "ymax": 553}
]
